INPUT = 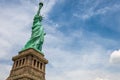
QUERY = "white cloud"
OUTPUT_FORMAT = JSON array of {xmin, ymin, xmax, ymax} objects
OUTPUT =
[
  {"xmin": 41, "ymin": 0, "xmax": 56, "ymax": 17},
  {"xmin": 0, "ymin": 3, "xmax": 32, "ymax": 60},
  {"xmin": 73, "ymin": 1, "xmax": 120, "ymax": 20},
  {"xmin": 43, "ymin": 29, "xmax": 113, "ymax": 80},
  {"xmin": 0, "ymin": 64, "xmax": 12, "ymax": 80},
  {"xmin": 42, "ymin": 24, "xmax": 120, "ymax": 80},
  {"xmin": 110, "ymin": 49, "xmax": 120, "ymax": 64},
  {"xmin": 95, "ymin": 77, "xmax": 109, "ymax": 80},
  {"xmin": 46, "ymin": 68, "xmax": 120, "ymax": 80}
]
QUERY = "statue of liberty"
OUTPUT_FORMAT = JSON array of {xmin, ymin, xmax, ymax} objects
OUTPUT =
[{"xmin": 22, "ymin": 2, "xmax": 45, "ymax": 53}]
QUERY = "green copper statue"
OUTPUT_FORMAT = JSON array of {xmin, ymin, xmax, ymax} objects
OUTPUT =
[{"xmin": 22, "ymin": 2, "xmax": 45, "ymax": 53}]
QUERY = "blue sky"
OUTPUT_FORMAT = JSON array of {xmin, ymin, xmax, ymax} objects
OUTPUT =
[{"xmin": 0, "ymin": 0, "xmax": 120, "ymax": 80}]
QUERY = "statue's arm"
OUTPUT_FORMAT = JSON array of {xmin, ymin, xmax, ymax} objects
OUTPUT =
[{"xmin": 37, "ymin": 2, "xmax": 43, "ymax": 15}]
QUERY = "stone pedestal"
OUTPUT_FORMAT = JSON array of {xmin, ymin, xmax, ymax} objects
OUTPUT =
[{"xmin": 7, "ymin": 48, "xmax": 48, "ymax": 80}]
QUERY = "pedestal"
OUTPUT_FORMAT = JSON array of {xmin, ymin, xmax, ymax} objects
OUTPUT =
[{"xmin": 7, "ymin": 48, "xmax": 48, "ymax": 80}]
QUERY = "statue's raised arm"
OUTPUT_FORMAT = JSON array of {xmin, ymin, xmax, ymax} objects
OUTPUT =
[{"xmin": 37, "ymin": 2, "xmax": 43, "ymax": 16}]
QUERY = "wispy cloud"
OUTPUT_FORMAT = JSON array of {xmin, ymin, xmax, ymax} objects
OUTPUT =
[
  {"xmin": 43, "ymin": 24, "xmax": 119, "ymax": 80},
  {"xmin": 73, "ymin": 1, "xmax": 120, "ymax": 20},
  {"xmin": 41, "ymin": 0, "xmax": 57, "ymax": 17},
  {"xmin": 47, "ymin": 68, "xmax": 120, "ymax": 80},
  {"xmin": 0, "ymin": 64, "xmax": 11, "ymax": 80},
  {"xmin": 95, "ymin": 77, "xmax": 109, "ymax": 80}
]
